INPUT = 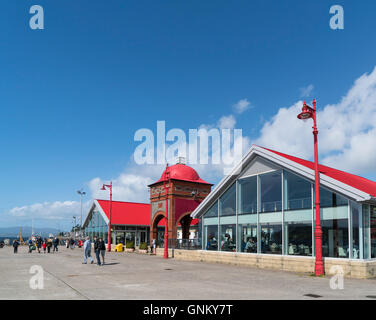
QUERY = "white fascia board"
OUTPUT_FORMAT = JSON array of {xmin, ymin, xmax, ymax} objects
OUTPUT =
[
  {"xmin": 94, "ymin": 199, "xmax": 110, "ymax": 225},
  {"xmin": 191, "ymin": 145, "xmax": 372, "ymax": 219},
  {"xmin": 82, "ymin": 201, "xmax": 96, "ymax": 228},
  {"xmin": 191, "ymin": 145, "xmax": 259, "ymax": 219}
]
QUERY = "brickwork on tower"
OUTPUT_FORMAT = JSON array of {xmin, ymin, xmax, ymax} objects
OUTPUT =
[{"xmin": 148, "ymin": 163, "xmax": 212, "ymax": 246}]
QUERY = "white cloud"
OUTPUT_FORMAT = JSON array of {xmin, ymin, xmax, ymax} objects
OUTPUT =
[
  {"xmin": 7, "ymin": 200, "xmax": 90, "ymax": 222},
  {"xmin": 300, "ymin": 84, "xmax": 314, "ymax": 98},
  {"xmin": 256, "ymin": 67, "xmax": 376, "ymax": 175},
  {"xmin": 233, "ymin": 98, "xmax": 251, "ymax": 114},
  {"xmin": 217, "ymin": 115, "xmax": 236, "ymax": 130}
]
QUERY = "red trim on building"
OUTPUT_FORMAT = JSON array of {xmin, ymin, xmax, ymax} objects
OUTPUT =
[
  {"xmin": 96, "ymin": 200, "xmax": 150, "ymax": 225},
  {"xmin": 262, "ymin": 147, "xmax": 376, "ymax": 197}
]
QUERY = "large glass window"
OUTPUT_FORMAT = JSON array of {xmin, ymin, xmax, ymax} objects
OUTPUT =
[
  {"xmin": 260, "ymin": 171, "xmax": 282, "ymax": 213},
  {"xmin": 220, "ymin": 224, "xmax": 236, "ymax": 252},
  {"xmin": 239, "ymin": 224, "xmax": 257, "ymax": 253},
  {"xmin": 363, "ymin": 204, "xmax": 370, "ymax": 259},
  {"xmin": 205, "ymin": 225, "xmax": 218, "ymax": 251},
  {"xmin": 371, "ymin": 206, "xmax": 376, "ymax": 258},
  {"xmin": 260, "ymin": 224, "xmax": 282, "ymax": 254},
  {"xmin": 351, "ymin": 202, "xmax": 360, "ymax": 259},
  {"xmin": 319, "ymin": 187, "xmax": 348, "ymax": 208},
  {"xmin": 204, "ymin": 202, "xmax": 218, "ymax": 218},
  {"xmin": 284, "ymin": 222, "xmax": 312, "ymax": 256},
  {"xmin": 238, "ymin": 176, "xmax": 257, "ymax": 214},
  {"xmin": 283, "ymin": 171, "xmax": 312, "ymax": 210},
  {"xmin": 219, "ymin": 184, "xmax": 236, "ymax": 217},
  {"xmin": 321, "ymin": 218, "xmax": 349, "ymax": 258}
]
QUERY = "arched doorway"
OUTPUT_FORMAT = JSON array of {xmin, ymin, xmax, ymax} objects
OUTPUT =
[
  {"xmin": 151, "ymin": 212, "xmax": 166, "ymax": 247},
  {"xmin": 176, "ymin": 212, "xmax": 193, "ymax": 249}
]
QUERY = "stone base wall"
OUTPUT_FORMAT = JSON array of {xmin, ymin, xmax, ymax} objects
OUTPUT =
[{"xmin": 155, "ymin": 248, "xmax": 376, "ymax": 279}]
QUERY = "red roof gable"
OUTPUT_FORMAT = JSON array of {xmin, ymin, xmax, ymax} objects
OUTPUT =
[
  {"xmin": 262, "ymin": 147, "xmax": 376, "ymax": 197},
  {"xmin": 96, "ymin": 200, "xmax": 150, "ymax": 225}
]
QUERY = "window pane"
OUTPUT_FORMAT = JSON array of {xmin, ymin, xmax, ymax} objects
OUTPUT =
[
  {"xmin": 351, "ymin": 202, "xmax": 360, "ymax": 259},
  {"xmin": 239, "ymin": 224, "xmax": 257, "ymax": 253},
  {"xmin": 238, "ymin": 176, "xmax": 257, "ymax": 215},
  {"xmin": 363, "ymin": 204, "xmax": 370, "ymax": 259},
  {"xmin": 284, "ymin": 171, "xmax": 312, "ymax": 210},
  {"xmin": 220, "ymin": 224, "xmax": 236, "ymax": 252},
  {"xmin": 319, "ymin": 187, "xmax": 348, "ymax": 208},
  {"xmin": 284, "ymin": 222, "xmax": 312, "ymax": 256},
  {"xmin": 220, "ymin": 184, "xmax": 236, "ymax": 217},
  {"xmin": 260, "ymin": 224, "xmax": 282, "ymax": 254},
  {"xmin": 371, "ymin": 206, "xmax": 376, "ymax": 258},
  {"xmin": 260, "ymin": 172, "xmax": 282, "ymax": 213},
  {"xmin": 205, "ymin": 225, "xmax": 218, "ymax": 251},
  {"xmin": 204, "ymin": 202, "xmax": 218, "ymax": 218},
  {"xmin": 321, "ymin": 218, "xmax": 349, "ymax": 258}
]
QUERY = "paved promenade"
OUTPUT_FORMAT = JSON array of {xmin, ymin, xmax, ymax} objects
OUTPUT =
[{"xmin": 1, "ymin": 246, "xmax": 376, "ymax": 300}]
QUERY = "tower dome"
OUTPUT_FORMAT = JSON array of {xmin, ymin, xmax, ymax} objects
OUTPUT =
[{"xmin": 150, "ymin": 163, "xmax": 211, "ymax": 186}]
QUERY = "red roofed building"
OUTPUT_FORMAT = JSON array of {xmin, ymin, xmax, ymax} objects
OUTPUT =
[
  {"xmin": 191, "ymin": 145, "xmax": 376, "ymax": 272},
  {"xmin": 149, "ymin": 160, "xmax": 212, "ymax": 248},
  {"xmin": 82, "ymin": 160, "xmax": 211, "ymax": 248}
]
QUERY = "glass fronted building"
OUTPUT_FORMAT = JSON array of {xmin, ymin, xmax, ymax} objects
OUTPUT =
[
  {"xmin": 192, "ymin": 146, "xmax": 376, "ymax": 260},
  {"xmin": 83, "ymin": 200, "xmax": 151, "ymax": 247}
]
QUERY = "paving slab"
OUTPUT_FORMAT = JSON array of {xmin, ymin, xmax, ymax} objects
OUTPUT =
[{"xmin": 1, "ymin": 246, "xmax": 376, "ymax": 300}]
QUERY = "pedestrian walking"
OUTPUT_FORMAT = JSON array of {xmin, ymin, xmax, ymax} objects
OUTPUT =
[
  {"xmin": 93, "ymin": 236, "xmax": 101, "ymax": 266},
  {"xmin": 28, "ymin": 238, "xmax": 35, "ymax": 253},
  {"xmin": 12, "ymin": 239, "xmax": 19, "ymax": 254},
  {"xmin": 152, "ymin": 238, "xmax": 156, "ymax": 254},
  {"xmin": 42, "ymin": 240, "xmax": 47, "ymax": 253},
  {"xmin": 47, "ymin": 238, "xmax": 52, "ymax": 253},
  {"xmin": 70, "ymin": 238, "xmax": 75, "ymax": 249},
  {"xmin": 98, "ymin": 238, "xmax": 106, "ymax": 265},
  {"xmin": 66, "ymin": 239, "xmax": 69, "ymax": 248},
  {"xmin": 53, "ymin": 237, "xmax": 59, "ymax": 253},
  {"xmin": 36, "ymin": 236, "xmax": 42, "ymax": 253},
  {"xmin": 83, "ymin": 237, "xmax": 94, "ymax": 264}
]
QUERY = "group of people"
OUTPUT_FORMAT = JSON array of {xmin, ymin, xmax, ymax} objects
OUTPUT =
[
  {"xmin": 83, "ymin": 236, "xmax": 106, "ymax": 266},
  {"xmin": 12, "ymin": 236, "xmax": 59, "ymax": 254},
  {"xmin": 28, "ymin": 236, "xmax": 59, "ymax": 253}
]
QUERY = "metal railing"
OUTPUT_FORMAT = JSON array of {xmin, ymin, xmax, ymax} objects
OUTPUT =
[{"xmin": 158, "ymin": 239, "xmax": 201, "ymax": 250}]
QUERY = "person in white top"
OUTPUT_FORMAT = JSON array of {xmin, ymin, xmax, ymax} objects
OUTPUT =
[{"xmin": 83, "ymin": 237, "xmax": 94, "ymax": 264}]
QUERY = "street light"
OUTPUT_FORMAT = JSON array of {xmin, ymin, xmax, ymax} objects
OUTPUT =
[
  {"xmin": 73, "ymin": 216, "xmax": 76, "ymax": 240},
  {"xmin": 163, "ymin": 164, "xmax": 171, "ymax": 259},
  {"xmin": 77, "ymin": 189, "xmax": 86, "ymax": 235},
  {"xmin": 297, "ymin": 99, "xmax": 324, "ymax": 276},
  {"xmin": 101, "ymin": 181, "xmax": 113, "ymax": 252}
]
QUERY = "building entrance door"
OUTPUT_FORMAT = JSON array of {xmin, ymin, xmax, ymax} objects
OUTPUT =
[
  {"xmin": 115, "ymin": 232, "xmax": 125, "ymax": 245},
  {"xmin": 125, "ymin": 231, "xmax": 136, "ymax": 246}
]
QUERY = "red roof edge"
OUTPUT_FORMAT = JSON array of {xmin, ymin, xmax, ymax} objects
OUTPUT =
[{"xmin": 260, "ymin": 146, "xmax": 376, "ymax": 198}]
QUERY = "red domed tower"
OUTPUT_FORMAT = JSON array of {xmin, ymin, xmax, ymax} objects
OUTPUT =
[{"xmin": 148, "ymin": 159, "xmax": 212, "ymax": 248}]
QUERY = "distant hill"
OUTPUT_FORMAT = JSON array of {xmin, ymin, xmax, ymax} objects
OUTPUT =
[{"xmin": 0, "ymin": 226, "xmax": 60, "ymax": 238}]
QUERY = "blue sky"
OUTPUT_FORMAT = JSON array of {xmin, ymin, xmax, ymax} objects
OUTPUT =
[{"xmin": 1, "ymin": 0, "xmax": 376, "ymax": 230}]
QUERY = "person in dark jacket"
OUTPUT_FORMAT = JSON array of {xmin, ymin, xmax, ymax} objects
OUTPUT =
[
  {"xmin": 13, "ymin": 239, "xmax": 19, "ymax": 253},
  {"xmin": 36, "ymin": 236, "xmax": 42, "ymax": 253},
  {"xmin": 93, "ymin": 236, "xmax": 101, "ymax": 266},
  {"xmin": 53, "ymin": 237, "xmax": 59, "ymax": 253},
  {"xmin": 98, "ymin": 238, "xmax": 106, "ymax": 265}
]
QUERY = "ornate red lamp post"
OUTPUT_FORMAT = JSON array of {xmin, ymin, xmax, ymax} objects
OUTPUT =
[
  {"xmin": 101, "ymin": 181, "xmax": 113, "ymax": 252},
  {"xmin": 297, "ymin": 99, "xmax": 324, "ymax": 276},
  {"xmin": 163, "ymin": 164, "xmax": 171, "ymax": 259}
]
